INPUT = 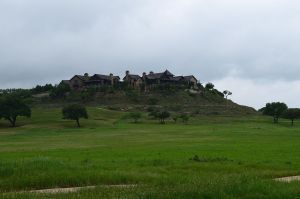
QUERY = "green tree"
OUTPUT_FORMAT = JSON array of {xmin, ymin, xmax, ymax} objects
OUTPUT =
[
  {"xmin": 282, "ymin": 108, "xmax": 300, "ymax": 126},
  {"xmin": 32, "ymin": 84, "xmax": 54, "ymax": 94},
  {"xmin": 205, "ymin": 83, "xmax": 214, "ymax": 91},
  {"xmin": 148, "ymin": 108, "xmax": 159, "ymax": 119},
  {"xmin": 157, "ymin": 111, "xmax": 170, "ymax": 124},
  {"xmin": 62, "ymin": 104, "xmax": 88, "ymax": 127},
  {"xmin": 129, "ymin": 112, "xmax": 142, "ymax": 123},
  {"xmin": 148, "ymin": 98, "xmax": 159, "ymax": 105},
  {"xmin": 262, "ymin": 102, "xmax": 288, "ymax": 123},
  {"xmin": 172, "ymin": 115, "xmax": 178, "ymax": 123},
  {"xmin": 0, "ymin": 97, "xmax": 31, "ymax": 127},
  {"xmin": 223, "ymin": 90, "xmax": 232, "ymax": 99},
  {"xmin": 50, "ymin": 82, "xmax": 71, "ymax": 99},
  {"xmin": 180, "ymin": 113, "xmax": 190, "ymax": 124}
]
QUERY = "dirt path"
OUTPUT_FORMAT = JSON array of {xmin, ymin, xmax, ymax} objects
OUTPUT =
[
  {"xmin": 275, "ymin": 176, "xmax": 300, "ymax": 182},
  {"xmin": 5, "ymin": 184, "xmax": 137, "ymax": 195}
]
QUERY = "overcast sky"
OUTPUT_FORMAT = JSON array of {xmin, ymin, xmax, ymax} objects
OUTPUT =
[{"xmin": 0, "ymin": 0, "xmax": 300, "ymax": 109}]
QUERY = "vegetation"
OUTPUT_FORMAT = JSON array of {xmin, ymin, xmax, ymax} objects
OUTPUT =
[
  {"xmin": 62, "ymin": 104, "xmax": 88, "ymax": 127},
  {"xmin": 172, "ymin": 115, "xmax": 179, "ymax": 123},
  {"xmin": 282, "ymin": 108, "xmax": 300, "ymax": 126},
  {"xmin": 205, "ymin": 82, "xmax": 214, "ymax": 90},
  {"xmin": 50, "ymin": 82, "xmax": 71, "ymax": 99},
  {"xmin": 0, "ymin": 96, "xmax": 31, "ymax": 127},
  {"xmin": 262, "ymin": 102, "xmax": 288, "ymax": 123},
  {"xmin": 129, "ymin": 112, "xmax": 142, "ymax": 123},
  {"xmin": 223, "ymin": 90, "xmax": 232, "ymax": 99},
  {"xmin": 31, "ymin": 84, "xmax": 54, "ymax": 94},
  {"xmin": 0, "ymin": 108, "xmax": 300, "ymax": 198},
  {"xmin": 180, "ymin": 113, "xmax": 190, "ymax": 124},
  {"xmin": 157, "ymin": 110, "xmax": 170, "ymax": 124}
]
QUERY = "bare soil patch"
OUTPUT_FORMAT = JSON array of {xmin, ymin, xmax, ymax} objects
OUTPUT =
[
  {"xmin": 275, "ymin": 176, "xmax": 300, "ymax": 182},
  {"xmin": 6, "ymin": 184, "xmax": 137, "ymax": 195}
]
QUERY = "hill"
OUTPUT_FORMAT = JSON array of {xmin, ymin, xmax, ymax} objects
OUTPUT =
[{"xmin": 32, "ymin": 88, "xmax": 256, "ymax": 115}]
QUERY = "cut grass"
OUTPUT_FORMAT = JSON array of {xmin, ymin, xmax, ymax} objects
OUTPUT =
[{"xmin": 0, "ymin": 107, "xmax": 300, "ymax": 198}]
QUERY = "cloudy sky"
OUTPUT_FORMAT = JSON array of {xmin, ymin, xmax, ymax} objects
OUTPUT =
[{"xmin": 0, "ymin": 0, "xmax": 300, "ymax": 109}]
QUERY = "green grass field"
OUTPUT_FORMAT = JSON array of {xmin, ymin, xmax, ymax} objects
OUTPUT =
[{"xmin": 1, "ymin": 107, "xmax": 300, "ymax": 198}]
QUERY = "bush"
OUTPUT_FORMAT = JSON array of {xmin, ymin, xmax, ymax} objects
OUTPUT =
[
  {"xmin": 180, "ymin": 113, "xmax": 190, "ymax": 124},
  {"xmin": 129, "ymin": 112, "xmax": 142, "ymax": 123},
  {"xmin": 172, "ymin": 115, "xmax": 179, "ymax": 123},
  {"xmin": 50, "ymin": 83, "xmax": 71, "ymax": 99},
  {"xmin": 148, "ymin": 98, "xmax": 159, "ymax": 105},
  {"xmin": 157, "ymin": 111, "xmax": 170, "ymax": 124},
  {"xmin": 125, "ymin": 90, "xmax": 139, "ymax": 102}
]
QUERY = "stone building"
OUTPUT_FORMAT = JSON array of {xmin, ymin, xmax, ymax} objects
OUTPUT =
[
  {"xmin": 87, "ymin": 74, "xmax": 120, "ymax": 87},
  {"xmin": 123, "ymin": 71, "xmax": 143, "ymax": 89},
  {"xmin": 61, "ymin": 69, "xmax": 198, "ymax": 91}
]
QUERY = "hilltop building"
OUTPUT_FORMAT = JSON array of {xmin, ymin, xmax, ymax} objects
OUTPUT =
[
  {"xmin": 142, "ymin": 70, "xmax": 198, "ymax": 90},
  {"xmin": 123, "ymin": 71, "xmax": 143, "ymax": 89},
  {"xmin": 62, "ymin": 69, "xmax": 198, "ymax": 91},
  {"xmin": 62, "ymin": 73, "xmax": 120, "ymax": 90}
]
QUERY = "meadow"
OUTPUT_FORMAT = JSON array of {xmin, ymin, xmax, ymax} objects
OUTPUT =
[{"xmin": 1, "ymin": 107, "xmax": 300, "ymax": 198}]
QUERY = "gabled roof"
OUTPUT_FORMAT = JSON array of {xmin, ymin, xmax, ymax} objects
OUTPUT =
[
  {"xmin": 183, "ymin": 75, "xmax": 197, "ymax": 81},
  {"xmin": 123, "ymin": 74, "xmax": 141, "ymax": 81},
  {"xmin": 146, "ymin": 73, "xmax": 163, "ymax": 80},
  {"xmin": 145, "ymin": 69, "xmax": 174, "ymax": 80},
  {"xmin": 61, "ymin": 80, "xmax": 70, "ymax": 85},
  {"xmin": 90, "ymin": 74, "xmax": 120, "ymax": 81},
  {"xmin": 70, "ymin": 75, "xmax": 90, "ymax": 82},
  {"xmin": 172, "ymin": 76, "xmax": 184, "ymax": 81},
  {"xmin": 163, "ymin": 70, "xmax": 174, "ymax": 76}
]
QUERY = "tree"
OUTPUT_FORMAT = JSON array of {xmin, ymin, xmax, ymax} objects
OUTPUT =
[
  {"xmin": 129, "ymin": 112, "xmax": 142, "ymax": 123},
  {"xmin": 205, "ymin": 83, "xmax": 214, "ymax": 90},
  {"xmin": 262, "ymin": 102, "xmax": 288, "ymax": 123},
  {"xmin": 32, "ymin": 84, "xmax": 54, "ymax": 94},
  {"xmin": 223, "ymin": 90, "xmax": 232, "ymax": 99},
  {"xmin": 172, "ymin": 115, "xmax": 178, "ymax": 123},
  {"xmin": 282, "ymin": 108, "xmax": 300, "ymax": 126},
  {"xmin": 157, "ymin": 111, "xmax": 170, "ymax": 124},
  {"xmin": 62, "ymin": 104, "xmax": 88, "ymax": 127},
  {"xmin": 180, "ymin": 113, "xmax": 190, "ymax": 124},
  {"xmin": 0, "ymin": 97, "xmax": 31, "ymax": 127},
  {"xmin": 50, "ymin": 83, "xmax": 71, "ymax": 99}
]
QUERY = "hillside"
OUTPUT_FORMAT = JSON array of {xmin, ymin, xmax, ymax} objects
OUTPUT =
[{"xmin": 32, "ymin": 89, "xmax": 256, "ymax": 115}]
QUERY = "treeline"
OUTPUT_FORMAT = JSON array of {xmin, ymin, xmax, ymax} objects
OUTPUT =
[
  {"xmin": 0, "ymin": 81, "xmax": 232, "ymax": 104},
  {"xmin": 260, "ymin": 102, "xmax": 300, "ymax": 125}
]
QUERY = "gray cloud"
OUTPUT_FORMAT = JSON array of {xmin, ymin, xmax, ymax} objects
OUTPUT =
[{"xmin": 0, "ymin": 0, "xmax": 300, "ymax": 107}]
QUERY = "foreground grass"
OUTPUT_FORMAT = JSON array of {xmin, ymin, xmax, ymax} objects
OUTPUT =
[{"xmin": 0, "ymin": 107, "xmax": 300, "ymax": 198}]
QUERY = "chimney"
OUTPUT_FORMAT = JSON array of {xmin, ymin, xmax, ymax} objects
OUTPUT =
[
  {"xmin": 126, "ymin": 70, "xmax": 130, "ymax": 76},
  {"xmin": 110, "ymin": 73, "xmax": 114, "ymax": 85},
  {"xmin": 150, "ymin": 71, "xmax": 154, "ymax": 75}
]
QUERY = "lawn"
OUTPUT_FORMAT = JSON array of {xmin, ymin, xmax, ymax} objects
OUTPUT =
[{"xmin": 1, "ymin": 107, "xmax": 300, "ymax": 198}]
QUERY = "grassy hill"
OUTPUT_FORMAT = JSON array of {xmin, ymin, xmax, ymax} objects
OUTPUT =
[
  {"xmin": 1, "ymin": 107, "xmax": 300, "ymax": 198},
  {"xmin": 33, "ymin": 89, "xmax": 256, "ymax": 115}
]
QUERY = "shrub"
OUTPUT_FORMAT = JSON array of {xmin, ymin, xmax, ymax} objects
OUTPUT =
[
  {"xmin": 129, "ymin": 112, "xmax": 142, "ymax": 123},
  {"xmin": 180, "ymin": 113, "xmax": 190, "ymax": 124},
  {"xmin": 148, "ymin": 98, "xmax": 159, "ymax": 105}
]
